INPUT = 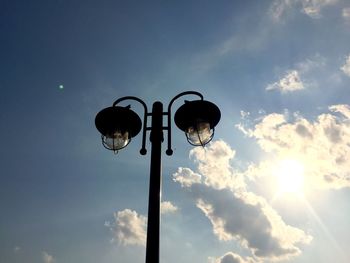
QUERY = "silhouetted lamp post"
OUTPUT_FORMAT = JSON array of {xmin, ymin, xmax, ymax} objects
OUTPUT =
[{"xmin": 95, "ymin": 91, "xmax": 220, "ymax": 263}]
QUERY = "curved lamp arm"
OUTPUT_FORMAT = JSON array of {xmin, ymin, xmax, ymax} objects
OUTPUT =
[
  {"xmin": 166, "ymin": 91, "xmax": 204, "ymax": 155},
  {"xmin": 113, "ymin": 96, "xmax": 149, "ymax": 155}
]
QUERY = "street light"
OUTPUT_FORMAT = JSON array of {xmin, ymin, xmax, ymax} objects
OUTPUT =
[
  {"xmin": 174, "ymin": 100, "xmax": 220, "ymax": 146},
  {"xmin": 95, "ymin": 91, "xmax": 221, "ymax": 263},
  {"xmin": 95, "ymin": 105, "xmax": 142, "ymax": 151}
]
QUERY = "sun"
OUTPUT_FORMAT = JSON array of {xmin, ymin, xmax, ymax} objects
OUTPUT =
[{"xmin": 274, "ymin": 159, "xmax": 305, "ymax": 194}]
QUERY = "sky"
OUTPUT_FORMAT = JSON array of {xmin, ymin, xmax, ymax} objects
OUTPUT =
[{"xmin": 1, "ymin": 0, "xmax": 350, "ymax": 262}]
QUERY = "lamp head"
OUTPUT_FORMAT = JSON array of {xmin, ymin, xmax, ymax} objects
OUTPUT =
[
  {"xmin": 174, "ymin": 100, "xmax": 221, "ymax": 146},
  {"xmin": 95, "ymin": 106, "xmax": 142, "ymax": 152}
]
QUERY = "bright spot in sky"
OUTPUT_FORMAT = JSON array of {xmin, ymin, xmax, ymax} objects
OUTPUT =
[
  {"xmin": 275, "ymin": 159, "xmax": 305, "ymax": 194},
  {"xmin": 59, "ymin": 84, "xmax": 64, "ymax": 90}
]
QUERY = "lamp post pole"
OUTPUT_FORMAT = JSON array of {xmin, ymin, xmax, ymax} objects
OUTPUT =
[
  {"xmin": 95, "ymin": 91, "xmax": 221, "ymax": 263},
  {"xmin": 146, "ymin": 101, "xmax": 163, "ymax": 263}
]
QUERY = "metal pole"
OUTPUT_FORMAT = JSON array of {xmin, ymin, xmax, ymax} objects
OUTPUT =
[{"xmin": 145, "ymin": 101, "xmax": 163, "ymax": 263}]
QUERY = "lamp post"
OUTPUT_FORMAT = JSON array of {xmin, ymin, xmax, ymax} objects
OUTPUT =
[{"xmin": 95, "ymin": 91, "xmax": 221, "ymax": 263}]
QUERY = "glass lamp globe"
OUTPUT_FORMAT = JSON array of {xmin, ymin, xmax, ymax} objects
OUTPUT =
[
  {"xmin": 102, "ymin": 130, "xmax": 130, "ymax": 152},
  {"xmin": 186, "ymin": 121, "xmax": 214, "ymax": 146},
  {"xmin": 95, "ymin": 105, "xmax": 142, "ymax": 153},
  {"xmin": 174, "ymin": 99, "xmax": 220, "ymax": 147}
]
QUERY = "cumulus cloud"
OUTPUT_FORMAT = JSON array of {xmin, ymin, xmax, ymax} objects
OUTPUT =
[
  {"xmin": 173, "ymin": 167, "xmax": 202, "ymax": 187},
  {"xmin": 340, "ymin": 54, "xmax": 350, "ymax": 77},
  {"xmin": 161, "ymin": 201, "xmax": 178, "ymax": 214},
  {"xmin": 189, "ymin": 140, "xmax": 246, "ymax": 190},
  {"xmin": 266, "ymin": 55, "xmax": 326, "ymax": 93},
  {"xmin": 211, "ymin": 252, "xmax": 256, "ymax": 263},
  {"xmin": 196, "ymin": 184, "xmax": 310, "ymax": 260},
  {"xmin": 266, "ymin": 70, "xmax": 304, "ymax": 93},
  {"xmin": 174, "ymin": 105, "xmax": 349, "ymax": 260},
  {"xmin": 330, "ymin": 104, "xmax": 350, "ymax": 119},
  {"xmin": 270, "ymin": 0, "xmax": 338, "ymax": 20},
  {"xmin": 239, "ymin": 105, "xmax": 350, "ymax": 189},
  {"xmin": 108, "ymin": 209, "xmax": 147, "ymax": 246},
  {"xmin": 173, "ymin": 141, "xmax": 312, "ymax": 261},
  {"xmin": 106, "ymin": 204, "xmax": 176, "ymax": 246},
  {"xmin": 42, "ymin": 251, "xmax": 55, "ymax": 263}
]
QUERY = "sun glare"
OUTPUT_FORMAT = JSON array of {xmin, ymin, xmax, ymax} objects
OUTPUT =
[{"xmin": 275, "ymin": 159, "xmax": 305, "ymax": 194}]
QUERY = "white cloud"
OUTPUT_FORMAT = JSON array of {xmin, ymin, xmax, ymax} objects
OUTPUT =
[
  {"xmin": 239, "ymin": 105, "xmax": 350, "ymax": 189},
  {"xmin": 174, "ymin": 106, "xmax": 349, "ymax": 260},
  {"xmin": 104, "ymin": 221, "xmax": 111, "ymax": 228},
  {"xmin": 161, "ymin": 201, "xmax": 178, "ymax": 214},
  {"xmin": 173, "ymin": 167, "xmax": 202, "ymax": 187},
  {"xmin": 42, "ymin": 251, "xmax": 55, "ymax": 263},
  {"xmin": 266, "ymin": 70, "xmax": 304, "ymax": 93},
  {"xmin": 330, "ymin": 104, "xmax": 350, "ymax": 119},
  {"xmin": 269, "ymin": 0, "xmax": 293, "ymax": 21},
  {"xmin": 340, "ymin": 54, "xmax": 350, "ymax": 77},
  {"xmin": 266, "ymin": 55, "xmax": 326, "ymax": 93},
  {"xmin": 106, "ymin": 204, "xmax": 177, "ymax": 246},
  {"xmin": 301, "ymin": 0, "xmax": 338, "ymax": 18},
  {"xmin": 173, "ymin": 141, "xmax": 312, "ymax": 261},
  {"xmin": 195, "ymin": 185, "xmax": 311, "ymax": 260},
  {"xmin": 210, "ymin": 252, "xmax": 256, "ymax": 263},
  {"xmin": 342, "ymin": 8, "xmax": 350, "ymax": 21},
  {"xmin": 270, "ymin": 0, "xmax": 338, "ymax": 20},
  {"xmin": 240, "ymin": 110, "xmax": 250, "ymax": 119},
  {"xmin": 189, "ymin": 140, "xmax": 246, "ymax": 190},
  {"xmin": 109, "ymin": 209, "xmax": 147, "ymax": 246}
]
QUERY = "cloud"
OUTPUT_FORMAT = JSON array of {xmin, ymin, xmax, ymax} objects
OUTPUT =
[
  {"xmin": 106, "ymin": 203, "xmax": 177, "ymax": 247},
  {"xmin": 108, "ymin": 209, "xmax": 147, "ymax": 246},
  {"xmin": 340, "ymin": 54, "xmax": 350, "ymax": 76},
  {"xmin": 239, "ymin": 105, "xmax": 350, "ymax": 189},
  {"xmin": 301, "ymin": 0, "xmax": 338, "ymax": 18},
  {"xmin": 189, "ymin": 140, "xmax": 246, "ymax": 190},
  {"xmin": 42, "ymin": 251, "xmax": 55, "ymax": 263},
  {"xmin": 342, "ymin": 8, "xmax": 350, "ymax": 22},
  {"xmin": 173, "ymin": 141, "xmax": 312, "ymax": 261},
  {"xmin": 269, "ymin": 0, "xmax": 293, "ymax": 21},
  {"xmin": 330, "ymin": 104, "xmax": 350, "ymax": 119},
  {"xmin": 174, "ymin": 105, "xmax": 349, "ymax": 260},
  {"xmin": 266, "ymin": 70, "xmax": 304, "ymax": 93},
  {"xmin": 270, "ymin": 0, "xmax": 338, "ymax": 20},
  {"xmin": 13, "ymin": 246, "xmax": 21, "ymax": 253},
  {"xmin": 161, "ymin": 201, "xmax": 178, "ymax": 214},
  {"xmin": 266, "ymin": 55, "xmax": 326, "ymax": 93},
  {"xmin": 173, "ymin": 167, "xmax": 202, "ymax": 187},
  {"xmin": 210, "ymin": 252, "xmax": 256, "ymax": 263},
  {"xmin": 196, "ymin": 185, "xmax": 311, "ymax": 260}
]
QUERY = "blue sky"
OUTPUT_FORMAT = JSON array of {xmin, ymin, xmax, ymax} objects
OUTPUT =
[{"xmin": 1, "ymin": 0, "xmax": 350, "ymax": 262}]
